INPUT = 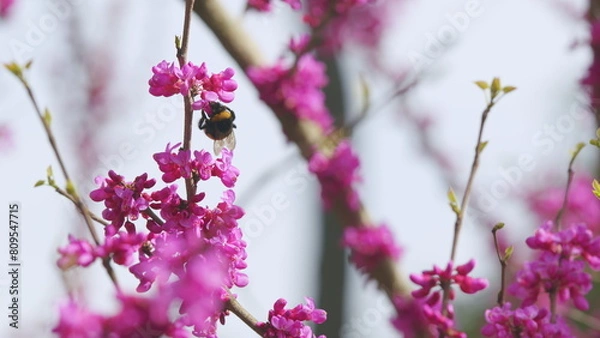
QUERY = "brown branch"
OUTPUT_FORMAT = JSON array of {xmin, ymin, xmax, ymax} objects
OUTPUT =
[
  {"xmin": 225, "ymin": 297, "xmax": 266, "ymax": 336},
  {"xmin": 193, "ymin": 0, "xmax": 409, "ymax": 302}
]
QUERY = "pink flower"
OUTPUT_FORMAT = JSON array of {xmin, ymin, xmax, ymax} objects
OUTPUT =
[
  {"xmin": 150, "ymin": 185, "xmax": 207, "ymax": 232},
  {"xmin": 409, "ymin": 260, "xmax": 488, "ymax": 336},
  {"xmin": 148, "ymin": 61, "xmax": 187, "ymax": 97},
  {"xmin": 153, "ymin": 142, "xmax": 193, "ymax": 183},
  {"xmin": 247, "ymin": 0, "xmax": 271, "ymax": 11},
  {"xmin": 247, "ymin": 0, "xmax": 301, "ymax": 12},
  {"xmin": 174, "ymin": 253, "xmax": 228, "ymax": 336},
  {"xmin": 148, "ymin": 61, "xmax": 237, "ymax": 111},
  {"xmin": 508, "ymin": 253, "xmax": 592, "ymax": 311},
  {"xmin": 309, "ymin": 140, "xmax": 361, "ymax": 210},
  {"xmin": 528, "ymin": 175, "xmax": 600, "ymax": 232},
  {"xmin": 258, "ymin": 297, "xmax": 327, "ymax": 338},
  {"xmin": 192, "ymin": 67, "xmax": 238, "ymax": 111},
  {"xmin": 290, "ymin": 34, "xmax": 311, "ymax": 54},
  {"xmin": 98, "ymin": 231, "xmax": 146, "ymax": 266},
  {"xmin": 341, "ymin": 224, "xmax": 402, "ymax": 272},
  {"xmin": 153, "ymin": 144, "xmax": 240, "ymax": 187},
  {"xmin": 525, "ymin": 222, "xmax": 600, "ymax": 269},
  {"xmin": 248, "ymin": 54, "xmax": 333, "ymax": 131},
  {"xmin": 0, "ymin": 0, "xmax": 15, "ymax": 18},
  {"xmin": 509, "ymin": 222, "xmax": 600, "ymax": 311},
  {"xmin": 52, "ymin": 299, "xmax": 104, "ymax": 338},
  {"xmin": 90, "ymin": 170, "xmax": 156, "ymax": 236},
  {"xmin": 481, "ymin": 302, "xmax": 573, "ymax": 337},
  {"xmin": 390, "ymin": 296, "xmax": 430, "ymax": 338},
  {"xmin": 57, "ymin": 235, "xmax": 97, "ymax": 269},
  {"xmin": 212, "ymin": 148, "xmax": 240, "ymax": 187}
]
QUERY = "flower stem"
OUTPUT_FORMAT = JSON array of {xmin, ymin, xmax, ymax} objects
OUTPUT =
[
  {"xmin": 449, "ymin": 101, "xmax": 494, "ymax": 261},
  {"xmin": 553, "ymin": 143, "xmax": 585, "ymax": 230},
  {"xmin": 177, "ymin": 0, "xmax": 197, "ymax": 202},
  {"xmin": 491, "ymin": 224, "xmax": 508, "ymax": 305}
]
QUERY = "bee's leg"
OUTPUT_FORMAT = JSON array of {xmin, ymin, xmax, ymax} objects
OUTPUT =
[
  {"xmin": 198, "ymin": 111, "xmax": 209, "ymax": 129},
  {"xmin": 232, "ymin": 123, "xmax": 237, "ymax": 129}
]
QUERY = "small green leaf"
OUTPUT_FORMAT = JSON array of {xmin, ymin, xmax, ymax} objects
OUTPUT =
[
  {"xmin": 590, "ymin": 139, "xmax": 600, "ymax": 148},
  {"xmin": 478, "ymin": 141, "xmax": 489, "ymax": 153},
  {"xmin": 502, "ymin": 86, "xmax": 517, "ymax": 94},
  {"xmin": 570, "ymin": 142, "xmax": 585, "ymax": 160},
  {"xmin": 474, "ymin": 81, "xmax": 488, "ymax": 90},
  {"xmin": 503, "ymin": 246, "xmax": 514, "ymax": 261},
  {"xmin": 4, "ymin": 62, "xmax": 23, "ymax": 79},
  {"xmin": 43, "ymin": 108, "xmax": 52, "ymax": 126},
  {"xmin": 24, "ymin": 60, "xmax": 33, "ymax": 69},
  {"xmin": 34, "ymin": 180, "xmax": 45, "ymax": 187},
  {"xmin": 491, "ymin": 77, "xmax": 501, "ymax": 95},
  {"xmin": 447, "ymin": 187, "xmax": 458, "ymax": 204},
  {"xmin": 46, "ymin": 165, "xmax": 55, "ymax": 186},
  {"xmin": 593, "ymin": 179, "xmax": 600, "ymax": 200},
  {"xmin": 492, "ymin": 222, "xmax": 505, "ymax": 232},
  {"xmin": 448, "ymin": 188, "xmax": 460, "ymax": 214},
  {"xmin": 175, "ymin": 35, "xmax": 182, "ymax": 49},
  {"xmin": 66, "ymin": 180, "xmax": 76, "ymax": 196},
  {"xmin": 358, "ymin": 74, "xmax": 371, "ymax": 113}
]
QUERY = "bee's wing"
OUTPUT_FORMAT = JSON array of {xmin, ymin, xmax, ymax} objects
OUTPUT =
[{"xmin": 213, "ymin": 132, "xmax": 236, "ymax": 155}]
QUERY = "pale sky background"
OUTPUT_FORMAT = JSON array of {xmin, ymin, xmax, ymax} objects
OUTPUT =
[{"xmin": 0, "ymin": 0, "xmax": 596, "ymax": 337}]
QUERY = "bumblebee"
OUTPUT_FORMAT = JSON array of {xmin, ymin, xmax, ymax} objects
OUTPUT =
[{"xmin": 198, "ymin": 101, "xmax": 237, "ymax": 155}]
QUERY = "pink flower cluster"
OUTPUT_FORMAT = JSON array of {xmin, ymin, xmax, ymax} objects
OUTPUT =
[
  {"xmin": 341, "ymin": 224, "xmax": 402, "ymax": 272},
  {"xmin": 258, "ymin": 298, "xmax": 327, "ymax": 338},
  {"xmin": 153, "ymin": 143, "xmax": 239, "ymax": 188},
  {"xmin": 409, "ymin": 260, "xmax": 488, "ymax": 337},
  {"xmin": 508, "ymin": 221, "xmax": 600, "ymax": 311},
  {"xmin": 481, "ymin": 302, "xmax": 572, "ymax": 338},
  {"xmin": 90, "ymin": 171, "xmax": 156, "ymax": 236},
  {"xmin": 528, "ymin": 175, "xmax": 600, "ymax": 233},
  {"xmin": 248, "ymin": 54, "xmax": 333, "ymax": 131},
  {"xmin": 309, "ymin": 140, "xmax": 361, "ymax": 210},
  {"xmin": 148, "ymin": 60, "xmax": 237, "ymax": 112},
  {"xmin": 55, "ymin": 145, "xmax": 247, "ymax": 337},
  {"xmin": 390, "ymin": 296, "xmax": 430, "ymax": 338}
]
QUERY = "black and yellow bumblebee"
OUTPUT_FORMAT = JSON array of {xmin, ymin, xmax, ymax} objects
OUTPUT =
[{"xmin": 198, "ymin": 101, "xmax": 237, "ymax": 155}]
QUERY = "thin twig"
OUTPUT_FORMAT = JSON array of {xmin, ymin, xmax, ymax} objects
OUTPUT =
[
  {"xmin": 449, "ymin": 101, "xmax": 494, "ymax": 261},
  {"xmin": 10, "ymin": 69, "xmax": 119, "ymax": 289},
  {"xmin": 176, "ymin": 0, "xmax": 197, "ymax": 202},
  {"xmin": 491, "ymin": 224, "xmax": 509, "ymax": 306},
  {"xmin": 553, "ymin": 143, "xmax": 585, "ymax": 230},
  {"xmin": 54, "ymin": 187, "xmax": 109, "ymax": 226},
  {"xmin": 225, "ymin": 296, "xmax": 266, "ymax": 336}
]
